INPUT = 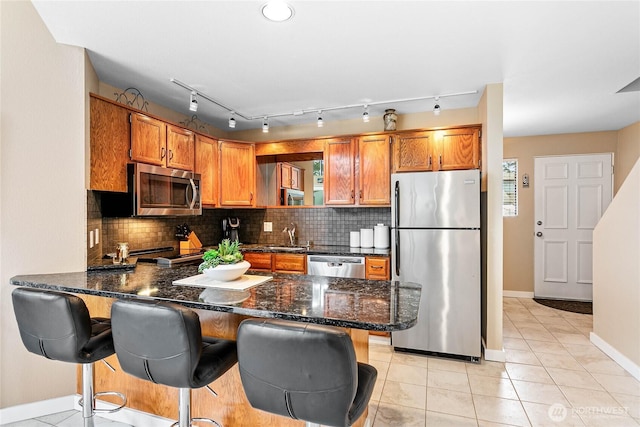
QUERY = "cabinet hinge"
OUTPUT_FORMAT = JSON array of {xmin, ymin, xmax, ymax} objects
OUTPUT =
[
  {"xmin": 389, "ymin": 136, "xmax": 394, "ymax": 144},
  {"xmin": 129, "ymin": 114, "xmax": 132, "ymax": 123},
  {"xmin": 129, "ymin": 149, "xmax": 132, "ymax": 159}
]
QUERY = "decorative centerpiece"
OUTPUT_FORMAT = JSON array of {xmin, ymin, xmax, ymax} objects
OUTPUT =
[{"xmin": 198, "ymin": 239, "xmax": 250, "ymax": 281}]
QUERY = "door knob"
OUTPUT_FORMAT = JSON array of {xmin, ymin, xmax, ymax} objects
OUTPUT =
[
  {"xmin": 536, "ymin": 232, "xmax": 543, "ymax": 237},
  {"xmin": 537, "ymin": 221, "xmax": 542, "ymax": 226}
]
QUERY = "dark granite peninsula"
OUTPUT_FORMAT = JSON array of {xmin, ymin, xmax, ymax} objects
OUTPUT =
[{"xmin": 10, "ymin": 264, "xmax": 420, "ymax": 427}]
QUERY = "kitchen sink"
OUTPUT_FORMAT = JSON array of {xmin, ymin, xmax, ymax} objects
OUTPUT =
[{"xmin": 266, "ymin": 246, "xmax": 306, "ymax": 252}]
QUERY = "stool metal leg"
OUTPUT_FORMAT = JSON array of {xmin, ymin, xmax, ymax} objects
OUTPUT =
[
  {"xmin": 82, "ymin": 363, "xmax": 96, "ymax": 427},
  {"xmin": 178, "ymin": 388, "xmax": 190, "ymax": 427}
]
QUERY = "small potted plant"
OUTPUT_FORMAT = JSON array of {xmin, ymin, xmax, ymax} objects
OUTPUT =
[{"xmin": 198, "ymin": 239, "xmax": 250, "ymax": 281}]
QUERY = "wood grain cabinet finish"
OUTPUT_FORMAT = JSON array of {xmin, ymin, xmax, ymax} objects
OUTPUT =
[
  {"xmin": 324, "ymin": 137, "xmax": 356, "ymax": 205},
  {"xmin": 365, "ymin": 256, "xmax": 390, "ymax": 280},
  {"xmin": 392, "ymin": 126, "xmax": 481, "ymax": 173},
  {"xmin": 194, "ymin": 134, "xmax": 218, "ymax": 207},
  {"xmin": 166, "ymin": 125, "xmax": 195, "ymax": 171},
  {"xmin": 89, "ymin": 96, "xmax": 131, "ymax": 192},
  {"xmin": 219, "ymin": 141, "xmax": 256, "ymax": 207},
  {"xmin": 358, "ymin": 135, "xmax": 391, "ymax": 205},
  {"xmin": 130, "ymin": 112, "xmax": 167, "ymax": 167},
  {"xmin": 243, "ymin": 252, "xmax": 306, "ymax": 274},
  {"xmin": 278, "ymin": 162, "xmax": 303, "ymax": 191}
]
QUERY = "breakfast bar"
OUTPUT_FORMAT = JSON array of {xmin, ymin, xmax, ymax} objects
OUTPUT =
[{"xmin": 10, "ymin": 264, "xmax": 421, "ymax": 426}]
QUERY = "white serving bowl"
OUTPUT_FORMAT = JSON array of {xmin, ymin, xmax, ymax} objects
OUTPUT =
[{"xmin": 202, "ymin": 260, "xmax": 250, "ymax": 282}]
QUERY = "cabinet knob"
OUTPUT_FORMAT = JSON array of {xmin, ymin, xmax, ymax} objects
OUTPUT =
[{"xmin": 161, "ymin": 147, "xmax": 166, "ymax": 159}]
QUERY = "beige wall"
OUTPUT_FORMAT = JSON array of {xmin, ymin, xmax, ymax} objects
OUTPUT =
[
  {"xmin": 593, "ymin": 158, "xmax": 640, "ymax": 371},
  {"xmin": 502, "ymin": 131, "xmax": 618, "ymax": 293},
  {"xmin": 615, "ymin": 121, "xmax": 640, "ymax": 192},
  {"xmin": 1, "ymin": 1, "xmax": 88, "ymax": 408}
]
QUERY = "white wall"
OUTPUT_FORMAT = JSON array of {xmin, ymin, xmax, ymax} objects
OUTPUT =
[
  {"xmin": 592, "ymin": 158, "xmax": 640, "ymax": 378},
  {"xmin": 1, "ymin": 1, "xmax": 87, "ymax": 408}
]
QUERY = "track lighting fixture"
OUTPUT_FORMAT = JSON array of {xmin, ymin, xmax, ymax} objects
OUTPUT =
[
  {"xmin": 362, "ymin": 105, "xmax": 370, "ymax": 123},
  {"xmin": 171, "ymin": 78, "xmax": 476, "ymax": 130},
  {"xmin": 189, "ymin": 91, "xmax": 198, "ymax": 112}
]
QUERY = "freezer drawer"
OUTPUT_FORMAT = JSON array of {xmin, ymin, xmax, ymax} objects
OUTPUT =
[{"xmin": 391, "ymin": 229, "xmax": 481, "ymax": 359}]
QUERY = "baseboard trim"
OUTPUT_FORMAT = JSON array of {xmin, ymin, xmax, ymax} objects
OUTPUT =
[
  {"xmin": 1, "ymin": 395, "xmax": 172, "ymax": 426},
  {"xmin": 369, "ymin": 335, "xmax": 391, "ymax": 346},
  {"xmin": 0, "ymin": 395, "xmax": 75, "ymax": 424},
  {"xmin": 482, "ymin": 338, "xmax": 506, "ymax": 362},
  {"xmin": 503, "ymin": 290, "xmax": 535, "ymax": 298},
  {"xmin": 590, "ymin": 332, "xmax": 640, "ymax": 381}
]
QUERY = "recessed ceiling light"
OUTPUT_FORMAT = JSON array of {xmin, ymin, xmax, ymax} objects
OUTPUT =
[{"xmin": 262, "ymin": 1, "xmax": 294, "ymax": 22}]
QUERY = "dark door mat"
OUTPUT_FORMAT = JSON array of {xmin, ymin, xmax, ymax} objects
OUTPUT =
[{"xmin": 534, "ymin": 298, "xmax": 592, "ymax": 315}]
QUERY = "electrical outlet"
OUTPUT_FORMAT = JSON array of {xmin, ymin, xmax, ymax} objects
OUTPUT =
[
  {"xmin": 95, "ymin": 228, "xmax": 99, "ymax": 244},
  {"xmin": 89, "ymin": 230, "xmax": 94, "ymax": 248},
  {"xmin": 264, "ymin": 221, "xmax": 273, "ymax": 232}
]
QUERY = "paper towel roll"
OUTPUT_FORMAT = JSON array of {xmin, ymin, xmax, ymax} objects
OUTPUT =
[
  {"xmin": 350, "ymin": 231, "xmax": 360, "ymax": 247},
  {"xmin": 360, "ymin": 228, "xmax": 374, "ymax": 248},
  {"xmin": 374, "ymin": 224, "xmax": 390, "ymax": 248}
]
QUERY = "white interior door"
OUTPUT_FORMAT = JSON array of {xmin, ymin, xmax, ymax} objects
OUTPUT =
[{"xmin": 534, "ymin": 154, "xmax": 613, "ymax": 301}]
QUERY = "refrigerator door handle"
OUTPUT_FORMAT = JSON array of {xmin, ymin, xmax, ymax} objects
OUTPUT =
[
  {"xmin": 394, "ymin": 228, "xmax": 400, "ymax": 276},
  {"xmin": 394, "ymin": 180, "xmax": 400, "ymax": 228}
]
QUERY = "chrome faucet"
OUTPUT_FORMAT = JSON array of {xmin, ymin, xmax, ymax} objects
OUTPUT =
[{"xmin": 282, "ymin": 223, "xmax": 296, "ymax": 246}]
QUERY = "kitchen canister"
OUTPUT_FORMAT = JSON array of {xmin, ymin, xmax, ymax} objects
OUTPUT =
[
  {"xmin": 349, "ymin": 231, "xmax": 360, "ymax": 247},
  {"xmin": 374, "ymin": 224, "xmax": 390, "ymax": 248},
  {"xmin": 360, "ymin": 228, "xmax": 374, "ymax": 248}
]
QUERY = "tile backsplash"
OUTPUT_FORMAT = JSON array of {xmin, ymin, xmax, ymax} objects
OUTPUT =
[{"xmin": 88, "ymin": 191, "xmax": 390, "ymax": 262}]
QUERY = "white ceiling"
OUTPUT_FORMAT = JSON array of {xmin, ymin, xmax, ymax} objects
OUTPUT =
[{"xmin": 32, "ymin": 1, "xmax": 640, "ymax": 137}]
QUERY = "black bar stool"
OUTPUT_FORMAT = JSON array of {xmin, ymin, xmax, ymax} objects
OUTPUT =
[
  {"xmin": 11, "ymin": 288, "xmax": 126, "ymax": 427},
  {"xmin": 110, "ymin": 299, "xmax": 237, "ymax": 427},
  {"xmin": 236, "ymin": 318, "xmax": 378, "ymax": 427}
]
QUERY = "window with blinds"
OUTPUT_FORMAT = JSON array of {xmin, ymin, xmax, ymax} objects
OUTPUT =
[{"xmin": 503, "ymin": 159, "xmax": 518, "ymax": 216}]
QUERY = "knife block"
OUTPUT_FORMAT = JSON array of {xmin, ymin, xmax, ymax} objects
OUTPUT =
[{"xmin": 180, "ymin": 231, "xmax": 202, "ymax": 254}]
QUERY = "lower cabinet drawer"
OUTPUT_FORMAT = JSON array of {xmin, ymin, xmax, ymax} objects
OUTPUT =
[
  {"xmin": 243, "ymin": 252, "xmax": 272, "ymax": 271},
  {"xmin": 365, "ymin": 256, "xmax": 390, "ymax": 280},
  {"xmin": 274, "ymin": 253, "xmax": 306, "ymax": 274}
]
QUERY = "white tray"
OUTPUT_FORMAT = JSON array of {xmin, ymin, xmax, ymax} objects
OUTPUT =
[{"xmin": 173, "ymin": 274, "xmax": 272, "ymax": 291}]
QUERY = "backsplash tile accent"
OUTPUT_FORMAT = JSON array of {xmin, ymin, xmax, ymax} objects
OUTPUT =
[{"xmin": 90, "ymin": 191, "xmax": 390, "ymax": 261}]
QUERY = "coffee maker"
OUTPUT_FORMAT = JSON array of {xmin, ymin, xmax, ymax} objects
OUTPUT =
[{"xmin": 222, "ymin": 217, "xmax": 240, "ymax": 242}]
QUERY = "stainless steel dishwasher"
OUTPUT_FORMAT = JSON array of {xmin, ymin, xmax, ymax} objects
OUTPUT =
[{"xmin": 307, "ymin": 255, "xmax": 366, "ymax": 279}]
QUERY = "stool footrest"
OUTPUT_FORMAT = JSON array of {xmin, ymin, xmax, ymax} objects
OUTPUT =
[
  {"xmin": 170, "ymin": 418, "xmax": 221, "ymax": 427},
  {"xmin": 78, "ymin": 391, "xmax": 127, "ymax": 414}
]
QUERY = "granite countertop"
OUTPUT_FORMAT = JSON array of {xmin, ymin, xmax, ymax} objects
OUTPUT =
[
  {"xmin": 10, "ymin": 264, "xmax": 420, "ymax": 332},
  {"xmin": 241, "ymin": 244, "xmax": 391, "ymax": 257}
]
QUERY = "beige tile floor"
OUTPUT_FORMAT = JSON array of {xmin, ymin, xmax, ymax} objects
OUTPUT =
[
  {"xmin": 367, "ymin": 297, "xmax": 640, "ymax": 427},
  {"xmin": 4, "ymin": 297, "xmax": 639, "ymax": 427}
]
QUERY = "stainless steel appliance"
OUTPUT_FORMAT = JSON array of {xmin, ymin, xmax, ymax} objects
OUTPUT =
[
  {"xmin": 391, "ymin": 169, "xmax": 481, "ymax": 361},
  {"xmin": 307, "ymin": 255, "xmax": 366, "ymax": 279},
  {"xmin": 101, "ymin": 163, "xmax": 201, "ymax": 217}
]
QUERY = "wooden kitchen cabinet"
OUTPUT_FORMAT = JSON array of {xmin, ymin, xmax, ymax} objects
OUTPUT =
[
  {"xmin": 219, "ymin": 140, "xmax": 256, "ymax": 207},
  {"xmin": 392, "ymin": 126, "xmax": 480, "ymax": 173},
  {"xmin": 324, "ymin": 137, "xmax": 356, "ymax": 205},
  {"xmin": 89, "ymin": 96, "xmax": 131, "ymax": 192},
  {"xmin": 244, "ymin": 252, "xmax": 306, "ymax": 274},
  {"xmin": 365, "ymin": 256, "xmax": 390, "ymax": 280},
  {"xmin": 130, "ymin": 113, "xmax": 195, "ymax": 171},
  {"xmin": 194, "ymin": 134, "xmax": 218, "ymax": 207},
  {"xmin": 166, "ymin": 125, "xmax": 195, "ymax": 170},
  {"xmin": 130, "ymin": 112, "xmax": 167, "ymax": 166},
  {"xmin": 278, "ymin": 162, "xmax": 303, "ymax": 190},
  {"xmin": 358, "ymin": 134, "xmax": 391, "ymax": 205}
]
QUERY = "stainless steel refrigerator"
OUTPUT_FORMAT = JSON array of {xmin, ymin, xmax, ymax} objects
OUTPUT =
[{"xmin": 391, "ymin": 169, "xmax": 481, "ymax": 361}]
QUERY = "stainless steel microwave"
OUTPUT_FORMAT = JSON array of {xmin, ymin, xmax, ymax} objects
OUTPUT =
[{"xmin": 100, "ymin": 163, "xmax": 202, "ymax": 217}]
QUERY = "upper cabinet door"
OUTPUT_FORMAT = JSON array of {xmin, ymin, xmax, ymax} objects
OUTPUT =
[
  {"xmin": 392, "ymin": 131, "xmax": 435, "ymax": 173},
  {"xmin": 195, "ymin": 134, "xmax": 218, "ymax": 207},
  {"xmin": 324, "ymin": 137, "xmax": 355, "ymax": 205},
  {"xmin": 90, "ymin": 96, "xmax": 131, "ymax": 192},
  {"xmin": 219, "ymin": 141, "xmax": 255, "ymax": 207},
  {"xmin": 358, "ymin": 134, "xmax": 391, "ymax": 205},
  {"xmin": 166, "ymin": 125, "xmax": 195, "ymax": 170},
  {"xmin": 435, "ymin": 127, "xmax": 480, "ymax": 171},
  {"xmin": 130, "ymin": 113, "xmax": 166, "ymax": 166}
]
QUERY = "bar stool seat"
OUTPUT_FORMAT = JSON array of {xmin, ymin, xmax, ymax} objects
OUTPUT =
[
  {"xmin": 12, "ymin": 287, "xmax": 126, "ymax": 427},
  {"xmin": 237, "ymin": 318, "xmax": 378, "ymax": 427},
  {"xmin": 110, "ymin": 298, "xmax": 237, "ymax": 427}
]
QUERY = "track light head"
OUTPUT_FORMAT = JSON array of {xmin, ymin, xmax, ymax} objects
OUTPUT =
[
  {"xmin": 228, "ymin": 114, "xmax": 236, "ymax": 128},
  {"xmin": 262, "ymin": 117, "xmax": 269, "ymax": 133},
  {"xmin": 189, "ymin": 91, "xmax": 198, "ymax": 112},
  {"xmin": 317, "ymin": 111, "xmax": 323, "ymax": 127},
  {"xmin": 433, "ymin": 97, "xmax": 441, "ymax": 116},
  {"xmin": 362, "ymin": 105, "xmax": 370, "ymax": 123}
]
